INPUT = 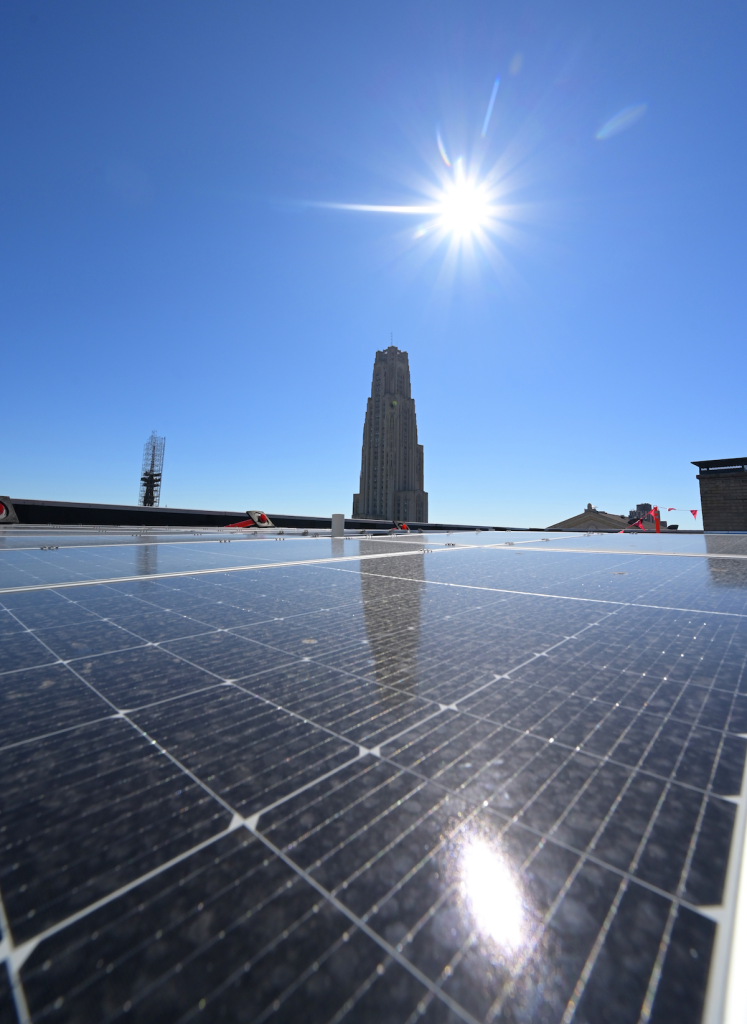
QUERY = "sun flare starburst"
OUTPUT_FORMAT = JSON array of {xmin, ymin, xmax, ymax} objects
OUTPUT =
[
  {"xmin": 304, "ymin": 77, "xmax": 528, "ymax": 279},
  {"xmin": 312, "ymin": 162, "xmax": 504, "ymax": 250}
]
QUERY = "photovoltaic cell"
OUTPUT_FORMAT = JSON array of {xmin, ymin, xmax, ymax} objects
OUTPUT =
[{"xmin": 0, "ymin": 529, "xmax": 746, "ymax": 1023}]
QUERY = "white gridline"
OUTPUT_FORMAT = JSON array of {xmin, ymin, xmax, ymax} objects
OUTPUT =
[{"xmin": 0, "ymin": 537, "xmax": 745, "ymax": 1024}]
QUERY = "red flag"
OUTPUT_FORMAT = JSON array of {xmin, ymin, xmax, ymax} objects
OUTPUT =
[{"xmin": 665, "ymin": 507, "xmax": 699, "ymax": 520}]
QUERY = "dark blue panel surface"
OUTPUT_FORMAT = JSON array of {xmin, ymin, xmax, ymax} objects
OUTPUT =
[{"xmin": 0, "ymin": 529, "xmax": 744, "ymax": 1022}]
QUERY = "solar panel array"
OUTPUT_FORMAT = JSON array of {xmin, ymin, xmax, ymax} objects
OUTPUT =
[{"xmin": 1, "ymin": 528, "xmax": 745, "ymax": 1023}]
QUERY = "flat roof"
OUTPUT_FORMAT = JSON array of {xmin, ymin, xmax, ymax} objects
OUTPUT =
[
  {"xmin": 1, "ymin": 526, "xmax": 747, "ymax": 1022},
  {"xmin": 692, "ymin": 457, "xmax": 747, "ymax": 469}
]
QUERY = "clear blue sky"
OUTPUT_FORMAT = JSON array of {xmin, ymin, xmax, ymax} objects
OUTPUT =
[{"xmin": 3, "ymin": 1, "xmax": 745, "ymax": 527}]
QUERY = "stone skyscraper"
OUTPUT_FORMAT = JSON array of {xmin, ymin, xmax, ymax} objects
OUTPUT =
[{"xmin": 353, "ymin": 345, "xmax": 428, "ymax": 522}]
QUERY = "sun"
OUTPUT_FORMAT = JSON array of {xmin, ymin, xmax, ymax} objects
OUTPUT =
[
  {"xmin": 436, "ymin": 171, "xmax": 490, "ymax": 239},
  {"xmin": 314, "ymin": 165, "xmax": 499, "ymax": 248},
  {"xmin": 307, "ymin": 124, "xmax": 513, "ymax": 262},
  {"xmin": 302, "ymin": 72, "xmax": 532, "ymax": 272}
]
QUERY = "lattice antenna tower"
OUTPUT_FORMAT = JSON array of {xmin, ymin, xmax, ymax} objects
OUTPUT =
[{"xmin": 138, "ymin": 430, "xmax": 166, "ymax": 507}]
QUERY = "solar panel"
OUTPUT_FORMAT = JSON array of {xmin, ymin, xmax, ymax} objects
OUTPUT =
[{"xmin": 1, "ymin": 528, "xmax": 745, "ymax": 1023}]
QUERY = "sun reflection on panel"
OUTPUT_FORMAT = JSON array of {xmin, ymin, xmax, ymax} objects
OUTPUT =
[{"xmin": 461, "ymin": 838, "xmax": 525, "ymax": 949}]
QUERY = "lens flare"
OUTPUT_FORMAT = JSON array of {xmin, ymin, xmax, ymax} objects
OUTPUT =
[
  {"xmin": 596, "ymin": 103, "xmax": 647, "ymax": 141},
  {"xmin": 461, "ymin": 839, "xmax": 524, "ymax": 948},
  {"xmin": 436, "ymin": 125, "xmax": 451, "ymax": 167},
  {"xmin": 509, "ymin": 52, "xmax": 523, "ymax": 76},
  {"xmin": 481, "ymin": 76, "xmax": 501, "ymax": 137}
]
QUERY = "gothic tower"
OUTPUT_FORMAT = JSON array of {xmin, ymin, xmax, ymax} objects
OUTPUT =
[{"xmin": 353, "ymin": 346, "xmax": 428, "ymax": 522}]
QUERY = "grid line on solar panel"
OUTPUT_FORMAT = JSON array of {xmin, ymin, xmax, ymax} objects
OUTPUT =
[
  {"xmin": 16, "ymin": 829, "xmax": 437, "ymax": 1024},
  {"xmin": 0, "ymin": 753, "xmax": 475, "ymax": 1024},
  {"xmin": 8, "ymin": 561, "xmax": 745, "ymax": 638},
  {"xmin": 235, "ymin": 593, "xmax": 737, "ymax": 1015},
  {"xmin": 5, "ymin": 819, "xmax": 240, "ymax": 971},
  {"xmin": 257, "ymin": 756, "xmax": 636, "ymax": 1021},
  {"xmin": 1, "ymin": 539, "xmax": 386, "ymax": 593},
  {"xmin": 227, "ymin": 619, "xmax": 598, "ymax": 723},
  {"xmin": 108, "ymin": 578, "xmax": 363, "ymax": 631},
  {"xmin": 130, "ymin": 686, "xmax": 362, "ymax": 817},
  {"xmin": 256, "ymin": 742, "xmax": 718, "ymax": 1022},
  {"xmin": 4, "ymin": 569, "xmax": 741, "ymax": 839},
  {"xmin": 252, "ymin": 803, "xmax": 483, "ymax": 1024},
  {"xmin": 0, "ymin": 631, "xmax": 61, "ymax": 674},
  {"xmin": 4, "ymin": 585, "xmax": 741, "ymax": 790},
  {"xmin": 0, "ymin": 662, "xmax": 117, "ymax": 749},
  {"xmin": 2, "ymin": 614, "xmax": 729, "ymax": 942},
  {"xmin": 415, "ymin": 547, "xmax": 747, "ymax": 618},
  {"xmin": 73, "ymin": 645, "xmax": 228, "ymax": 710},
  {"xmin": 5, "ymin": 539, "xmax": 747, "ymax": 625},
  {"xmin": 0, "ymin": 770, "xmax": 721, "ymax": 1024},
  {"xmin": 237, "ymin": 663, "xmax": 443, "ymax": 750},
  {"xmin": 0, "ymin": 544, "xmax": 440, "ymax": 596},
  {"xmin": 106, "ymin": 584, "xmax": 310, "ymax": 627},
  {"xmin": 325, "ymin": 559, "xmax": 747, "ymax": 619},
  {"xmin": 0, "ymin": 717, "xmax": 233, "ymax": 944},
  {"xmin": 140, "ymin": 627, "xmax": 428, "ymax": 750},
  {"xmin": 2, "ymin": 535, "xmax": 746, "ymax": 1023},
  {"xmin": 0, "ymin": 891, "xmax": 29, "ymax": 1024},
  {"xmin": 8, "ymin": 716, "xmax": 461, "ymax": 1019},
  {"xmin": 0, "ymin": 581, "xmax": 372, "ymax": 684},
  {"xmin": 380, "ymin": 707, "xmax": 733, "ymax": 895},
  {"xmin": 206, "ymin": 610, "xmax": 741, "ymax": 811}
]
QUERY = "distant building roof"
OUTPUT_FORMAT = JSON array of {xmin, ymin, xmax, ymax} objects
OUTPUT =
[
  {"xmin": 692, "ymin": 458, "xmax": 747, "ymax": 472},
  {"xmin": 547, "ymin": 503, "xmax": 659, "ymax": 532}
]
